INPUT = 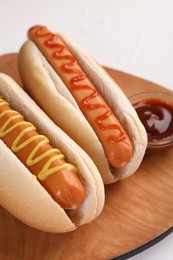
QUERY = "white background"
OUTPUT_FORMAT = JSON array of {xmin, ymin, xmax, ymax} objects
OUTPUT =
[{"xmin": 0, "ymin": 0, "xmax": 173, "ymax": 259}]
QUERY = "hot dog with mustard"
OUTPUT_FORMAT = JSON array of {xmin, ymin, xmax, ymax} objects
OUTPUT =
[
  {"xmin": 0, "ymin": 73, "xmax": 104, "ymax": 233},
  {"xmin": 18, "ymin": 25, "xmax": 147, "ymax": 184}
]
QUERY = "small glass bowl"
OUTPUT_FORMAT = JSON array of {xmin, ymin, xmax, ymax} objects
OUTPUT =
[{"xmin": 129, "ymin": 91, "xmax": 173, "ymax": 152}]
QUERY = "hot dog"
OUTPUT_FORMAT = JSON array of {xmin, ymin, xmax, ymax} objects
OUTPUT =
[
  {"xmin": 0, "ymin": 73, "xmax": 104, "ymax": 233},
  {"xmin": 18, "ymin": 25, "xmax": 147, "ymax": 184}
]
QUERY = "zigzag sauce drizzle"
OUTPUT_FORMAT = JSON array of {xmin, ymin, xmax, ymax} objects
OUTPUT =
[
  {"xmin": 0, "ymin": 97, "xmax": 77, "ymax": 182},
  {"xmin": 35, "ymin": 27, "xmax": 126, "ymax": 143}
]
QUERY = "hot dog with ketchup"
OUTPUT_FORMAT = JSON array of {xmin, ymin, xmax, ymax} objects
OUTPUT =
[
  {"xmin": 18, "ymin": 25, "xmax": 147, "ymax": 184},
  {"xmin": 0, "ymin": 73, "xmax": 104, "ymax": 233}
]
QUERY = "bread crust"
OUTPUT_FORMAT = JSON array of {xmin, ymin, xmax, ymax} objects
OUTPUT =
[
  {"xmin": 0, "ymin": 73, "xmax": 105, "ymax": 233},
  {"xmin": 18, "ymin": 38, "xmax": 147, "ymax": 183}
]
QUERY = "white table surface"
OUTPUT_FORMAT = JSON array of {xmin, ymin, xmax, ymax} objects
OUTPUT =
[{"xmin": 0, "ymin": 0, "xmax": 173, "ymax": 259}]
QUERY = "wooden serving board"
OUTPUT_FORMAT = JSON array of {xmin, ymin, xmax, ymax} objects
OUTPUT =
[{"xmin": 0, "ymin": 53, "xmax": 173, "ymax": 260}]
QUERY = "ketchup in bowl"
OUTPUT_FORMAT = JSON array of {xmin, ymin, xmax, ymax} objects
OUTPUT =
[{"xmin": 129, "ymin": 92, "xmax": 173, "ymax": 152}]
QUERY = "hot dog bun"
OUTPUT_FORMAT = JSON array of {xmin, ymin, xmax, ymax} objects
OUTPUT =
[
  {"xmin": 18, "ymin": 25, "xmax": 147, "ymax": 184},
  {"xmin": 0, "ymin": 73, "xmax": 105, "ymax": 233}
]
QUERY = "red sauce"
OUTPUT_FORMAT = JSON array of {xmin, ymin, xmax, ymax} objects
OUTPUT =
[
  {"xmin": 30, "ymin": 25, "xmax": 126, "ymax": 144},
  {"xmin": 133, "ymin": 99, "xmax": 173, "ymax": 144}
]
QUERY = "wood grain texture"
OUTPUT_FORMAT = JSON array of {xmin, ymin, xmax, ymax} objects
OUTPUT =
[{"xmin": 0, "ymin": 54, "xmax": 173, "ymax": 260}]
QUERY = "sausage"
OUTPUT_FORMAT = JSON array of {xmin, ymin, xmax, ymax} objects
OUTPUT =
[
  {"xmin": 28, "ymin": 25, "xmax": 133, "ymax": 168},
  {"xmin": 0, "ymin": 96, "xmax": 85, "ymax": 210}
]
